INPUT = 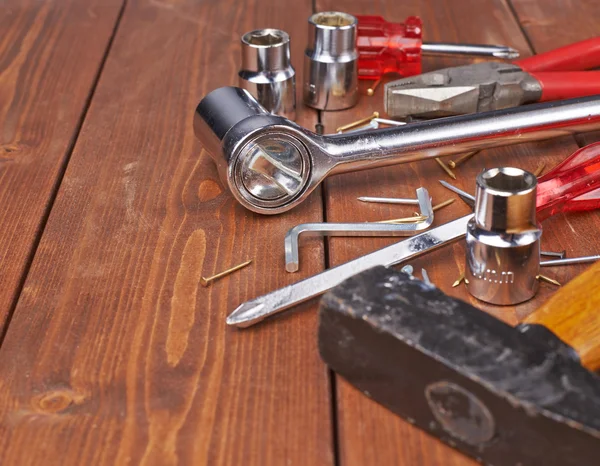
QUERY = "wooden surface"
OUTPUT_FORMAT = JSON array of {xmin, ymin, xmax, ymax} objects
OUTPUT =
[
  {"xmin": 0, "ymin": 0, "xmax": 598, "ymax": 464},
  {"xmin": 0, "ymin": 0, "xmax": 124, "ymax": 333}
]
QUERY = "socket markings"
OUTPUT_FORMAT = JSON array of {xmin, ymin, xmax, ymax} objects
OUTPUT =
[{"xmin": 475, "ymin": 269, "xmax": 515, "ymax": 284}]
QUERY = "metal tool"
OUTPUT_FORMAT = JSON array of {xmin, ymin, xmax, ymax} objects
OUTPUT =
[
  {"xmin": 194, "ymin": 87, "xmax": 600, "ymax": 215},
  {"xmin": 319, "ymin": 262, "xmax": 600, "ymax": 466},
  {"xmin": 356, "ymin": 15, "xmax": 519, "ymax": 80},
  {"xmin": 227, "ymin": 215, "xmax": 472, "ymax": 327},
  {"xmin": 304, "ymin": 11, "xmax": 358, "ymax": 110},
  {"xmin": 541, "ymin": 255, "xmax": 600, "ymax": 267},
  {"xmin": 285, "ymin": 188, "xmax": 433, "ymax": 273},
  {"xmin": 226, "ymin": 145, "xmax": 600, "ymax": 327},
  {"xmin": 239, "ymin": 29, "xmax": 296, "ymax": 120},
  {"xmin": 465, "ymin": 168, "xmax": 541, "ymax": 305},
  {"xmin": 385, "ymin": 37, "xmax": 600, "ymax": 118},
  {"xmin": 358, "ymin": 196, "xmax": 419, "ymax": 205}
]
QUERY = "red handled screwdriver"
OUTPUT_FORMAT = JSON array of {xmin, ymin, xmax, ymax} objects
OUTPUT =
[
  {"xmin": 356, "ymin": 15, "xmax": 520, "ymax": 80},
  {"xmin": 440, "ymin": 142, "xmax": 600, "ymax": 220}
]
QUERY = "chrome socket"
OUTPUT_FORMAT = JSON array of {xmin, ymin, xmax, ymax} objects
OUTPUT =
[
  {"xmin": 303, "ymin": 11, "xmax": 358, "ymax": 110},
  {"xmin": 239, "ymin": 29, "xmax": 296, "ymax": 120},
  {"xmin": 465, "ymin": 168, "xmax": 541, "ymax": 305}
]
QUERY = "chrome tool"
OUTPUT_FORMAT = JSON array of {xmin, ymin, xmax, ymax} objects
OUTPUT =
[
  {"xmin": 239, "ymin": 29, "xmax": 296, "ymax": 120},
  {"xmin": 227, "ymin": 215, "xmax": 472, "ymax": 328},
  {"xmin": 194, "ymin": 87, "xmax": 600, "ymax": 215},
  {"xmin": 541, "ymin": 255, "xmax": 600, "ymax": 267},
  {"xmin": 285, "ymin": 188, "xmax": 433, "ymax": 272},
  {"xmin": 304, "ymin": 11, "xmax": 358, "ymax": 110},
  {"xmin": 465, "ymin": 168, "xmax": 541, "ymax": 305},
  {"xmin": 385, "ymin": 37, "xmax": 600, "ymax": 118}
]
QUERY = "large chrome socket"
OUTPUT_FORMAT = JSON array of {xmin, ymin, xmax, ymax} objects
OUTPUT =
[
  {"xmin": 239, "ymin": 29, "xmax": 296, "ymax": 120},
  {"xmin": 304, "ymin": 12, "xmax": 358, "ymax": 110},
  {"xmin": 465, "ymin": 168, "xmax": 541, "ymax": 305}
]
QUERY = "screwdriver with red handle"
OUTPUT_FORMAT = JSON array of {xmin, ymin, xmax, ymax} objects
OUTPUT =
[
  {"xmin": 440, "ymin": 142, "xmax": 600, "ymax": 220},
  {"xmin": 356, "ymin": 15, "xmax": 520, "ymax": 80}
]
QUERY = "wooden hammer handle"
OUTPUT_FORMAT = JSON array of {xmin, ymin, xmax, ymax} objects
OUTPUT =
[{"xmin": 524, "ymin": 261, "xmax": 600, "ymax": 371}]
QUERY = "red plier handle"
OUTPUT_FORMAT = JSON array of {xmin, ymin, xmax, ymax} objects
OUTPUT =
[
  {"xmin": 515, "ymin": 37, "xmax": 600, "ymax": 72},
  {"xmin": 513, "ymin": 38, "xmax": 600, "ymax": 102},
  {"xmin": 537, "ymin": 142, "xmax": 600, "ymax": 221}
]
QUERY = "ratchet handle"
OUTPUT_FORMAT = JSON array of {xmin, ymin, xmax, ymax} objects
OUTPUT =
[
  {"xmin": 515, "ymin": 37, "xmax": 600, "ymax": 72},
  {"xmin": 536, "ymin": 142, "xmax": 600, "ymax": 220},
  {"xmin": 531, "ymin": 71, "xmax": 600, "ymax": 101}
]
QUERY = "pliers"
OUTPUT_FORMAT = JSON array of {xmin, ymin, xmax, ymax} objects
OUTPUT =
[{"xmin": 384, "ymin": 37, "xmax": 600, "ymax": 119}]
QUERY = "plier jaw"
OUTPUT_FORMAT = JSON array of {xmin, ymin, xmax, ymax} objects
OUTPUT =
[{"xmin": 385, "ymin": 62, "xmax": 541, "ymax": 118}]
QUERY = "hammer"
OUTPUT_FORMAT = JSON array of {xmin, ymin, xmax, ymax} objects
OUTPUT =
[{"xmin": 319, "ymin": 262, "xmax": 600, "ymax": 466}]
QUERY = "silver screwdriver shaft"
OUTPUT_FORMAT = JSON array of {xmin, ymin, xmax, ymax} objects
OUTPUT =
[
  {"xmin": 226, "ymin": 215, "xmax": 473, "ymax": 328},
  {"xmin": 421, "ymin": 43, "xmax": 520, "ymax": 59}
]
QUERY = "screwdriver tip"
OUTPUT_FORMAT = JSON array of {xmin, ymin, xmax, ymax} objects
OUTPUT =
[
  {"xmin": 496, "ymin": 47, "xmax": 520, "ymax": 59},
  {"xmin": 226, "ymin": 302, "xmax": 267, "ymax": 328}
]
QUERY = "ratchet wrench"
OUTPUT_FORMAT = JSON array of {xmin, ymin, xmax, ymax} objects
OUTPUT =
[{"xmin": 194, "ymin": 87, "xmax": 600, "ymax": 215}]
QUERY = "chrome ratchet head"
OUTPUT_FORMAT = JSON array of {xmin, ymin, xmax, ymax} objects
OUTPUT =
[{"xmin": 194, "ymin": 86, "xmax": 328, "ymax": 215}]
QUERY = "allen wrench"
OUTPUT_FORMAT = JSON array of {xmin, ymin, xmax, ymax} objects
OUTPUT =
[{"xmin": 285, "ymin": 187, "xmax": 433, "ymax": 273}]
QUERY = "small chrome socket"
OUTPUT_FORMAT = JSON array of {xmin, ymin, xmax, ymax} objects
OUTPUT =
[
  {"xmin": 304, "ymin": 11, "xmax": 358, "ymax": 111},
  {"xmin": 465, "ymin": 168, "xmax": 541, "ymax": 305},
  {"xmin": 239, "ymin": 29, "xmax": 296, "ymax": 120}
]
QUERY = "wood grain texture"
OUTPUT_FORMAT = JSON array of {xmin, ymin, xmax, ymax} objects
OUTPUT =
[
  {"xmin": 0, "ymin": 0, "xmax": 333, "ymax": 465},
  {"xmin": 0, "ymin": 0, "xmax": 124, "ymax": 332},
  {"xmin": 510, "ymin": 0, "xmax": 600, "ymax": 147},
  {"xmin": 316, "ymin": 0, "xmax": 600, "ymax": 464}
]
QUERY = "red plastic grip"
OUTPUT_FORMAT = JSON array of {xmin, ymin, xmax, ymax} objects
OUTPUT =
[
  {"xmin": 515, "ymin": 37, "xmax": 600, "ymax": 72},
  {"xmin": 531, "ymin": 71, "xmax": 600, "ymax": 101},
  {"xmin": 356, "ymin": 15, "xmax": 423, "ymax": 80},
  {"xmin": 536, "ymin": 142, "xmax": 600, "ymax": 221}
]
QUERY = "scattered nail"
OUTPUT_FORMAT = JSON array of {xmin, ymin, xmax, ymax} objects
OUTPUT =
[{"xmin": 201, "ymin": 260, "xmax": 252, "ymax": 287}]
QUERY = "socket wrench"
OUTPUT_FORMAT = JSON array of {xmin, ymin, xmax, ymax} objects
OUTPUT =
[
  {"xmin": 239, "ymin": 29, "xmax": 296, "ymax": 120},
  {"xmin": 193, "ymin": 87, "xmax": 600, "ymax": 215},
  {"xmin": 466, "ymin": 168, "xmax": 541, "ymax": 305},
  {"xmin": 304, "ymin": 11, "xmax": 358, "ymax": 110}
]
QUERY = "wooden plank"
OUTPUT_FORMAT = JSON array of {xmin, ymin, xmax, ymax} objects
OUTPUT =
[
  {"xmin": 0, "ymin": 1, "xmax": 333, "ymax": 465},
  {"xmin": 0, "ymin": 0, "xmax": 124, "ymax": 332},
  {"xmin": 510, "ymin": 0, "xmax": 600, "ymax": 147},
  {"xmin": 316, "ymin": 0, "xmax": 598, "ymax": 464}
]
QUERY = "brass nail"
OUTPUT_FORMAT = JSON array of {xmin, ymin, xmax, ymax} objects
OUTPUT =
[
  {"xmin": 413, "ymin": 198, "xmax": 455, "ymax": 216},
  {"xmin": 533, "ymin": 162, "xmax": 546, "ymax": 177},
  {"xmin": 448, "ymin": 151, "xmax": 478, "ymax": 169},
  {"xmin": 537, "ymin": 274, "xmax": 561, "ymax": 287},
  {"xmin": 367, "ymin": 78, "xmax": 383, "ymax": 96},
  {"xmin": 201, "ymin": 260, "xmax": 252, "ymax": 287},
  {"xmin": 378, "ymin": 215, "xmax": 427, "ymax": 224},
  {"xmin": 452, "ymin": 273, "xmax": 465, "ymax": 287},
  {"xmin": 435, "ymin": 158, "xmax": 456, "ymax": 180},
  {"xmin": 336, "ymin": 112, "xmax": 380, "ymax": 133}
]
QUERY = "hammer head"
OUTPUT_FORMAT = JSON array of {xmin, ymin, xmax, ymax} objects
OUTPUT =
[{"xmin": 319, "ymin": 266, "xmax": 600, "ymax": 466}]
